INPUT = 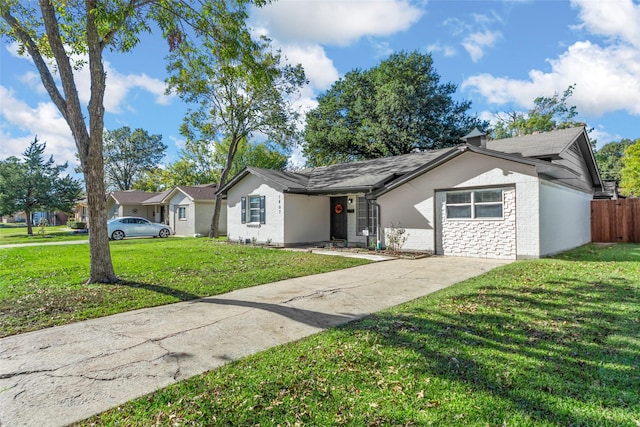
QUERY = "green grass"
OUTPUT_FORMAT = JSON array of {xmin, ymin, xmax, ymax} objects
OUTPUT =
[
  {"xmin": 80, "ymin": 243, "xmax": 640, "ymax": 426},
  {"xmin": 0, "ymin": 224, "xmax": 88, "ymax": 245},
  {"xmin": 0, "ymin": 239, "xmax": 369, "ymax": 337}
]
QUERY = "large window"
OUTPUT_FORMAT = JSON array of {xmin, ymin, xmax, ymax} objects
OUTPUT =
[
  {"xmin": 446, "ymin": 189, "xmax": 503, "ymax": 219},
  {"xmin": 356, "ymin": 196, "xmax": 377, "ymax": 236},
  {"xmin": 241, "ymin": 195, "xmax": 266, "ymax": 224}
]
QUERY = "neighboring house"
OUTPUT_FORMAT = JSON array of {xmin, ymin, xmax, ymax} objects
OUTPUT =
[
  {"xmin": 105, "ymin": 185, "xmax": 226, "ymax": 236},
  {"xmin": 166, "ymin": 184, "xmax": 227, "ymax": 237},
  {"xmin": 219, "ymin": 126, "xmax": 602, "ymax": 259}
]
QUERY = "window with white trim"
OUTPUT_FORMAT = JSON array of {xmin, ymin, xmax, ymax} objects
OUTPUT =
[
  {"xmin": 178, "ymin": 206, "xmax": 187, "ymax": 220},
  {"xmin": 446, "ymin": 189, "xmax": 503, "ymax": 219},
  {"xmin": 241, "ymin": 195, "xmax": 266, "ymax": 224}
]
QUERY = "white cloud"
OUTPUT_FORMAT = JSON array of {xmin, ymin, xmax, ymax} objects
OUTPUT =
[
  {"xmin": 279, "ymin": 43, "xmax": 340, "ymax": 91},
  {"xmin": 426, "ymin": 42, "xmax": 457, "ymax": 57},
  {"xmin": 461, "ymin": 0, "xmax": 640, "ymax": 123},
  {"xmin": 571, "ymin": 0, "xmax": 640, "ymax": 48},
  {"xmin": 462, "ymin": 30, "xmax": 501, "ymax": 62},
  {"xmin": 462, "ymin": 40, "xmax": 640, "ymax": 117},
  {"xmin": 0, "ymin": 85, "xmax": 78, "ymax": 169},
  {"xmin": 251, "ymin": 0, "xmax": 424, "ymax": 46}
]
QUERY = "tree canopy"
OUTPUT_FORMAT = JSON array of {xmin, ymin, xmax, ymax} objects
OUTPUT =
[
  {"xmin": 0, "ymin": 137, "xmax": 82, "ymax": 234},
  {"xmin": 492, "ymin": 85, "xmax": 583, "ymax": 140},
  {"xmin": 620, "ymin": 140, "xmax": 640, "ymax": 197},
  {"xmin": 103, "ymin": 126, "xmax": 167, "ymax": 191},
  {"xmin": 302, "ymin": 51, "xmax": 488, "ymax": 166},
  {"xmin": 167, "ymin": 20, "xmax": 306, "ymax": 237},
  {"xmin": 595, "ymin": 139, "xmax": 636, "ymax": 182}
]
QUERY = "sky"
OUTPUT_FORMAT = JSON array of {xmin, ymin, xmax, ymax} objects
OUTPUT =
[{"xmin": 1, "ymin": 0, "xmax": 639, "ymax": 178}]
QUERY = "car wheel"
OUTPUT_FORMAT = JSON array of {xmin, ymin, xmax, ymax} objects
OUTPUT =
[
  {"xmin": 112, "ymin": 230, "xmax": 125, "ymax": 240},
  {"xmin": 159, "ymin": 228, "xmax": 170, "ymax": 238}
]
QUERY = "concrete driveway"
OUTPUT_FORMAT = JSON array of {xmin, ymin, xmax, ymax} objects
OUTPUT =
[{"xmin": 0, "ymin": 256, "xmax": 510, "ymax": 427}]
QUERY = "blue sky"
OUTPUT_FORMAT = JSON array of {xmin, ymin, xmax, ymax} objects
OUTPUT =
[{"xmin": 1, "ymin": 0, "xmax": 639, "ymax": 175}]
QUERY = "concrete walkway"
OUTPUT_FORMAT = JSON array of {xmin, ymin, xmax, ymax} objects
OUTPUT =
[{"xmin": 0, "ymin": 256, "xmax": 510, "ymax": 427}]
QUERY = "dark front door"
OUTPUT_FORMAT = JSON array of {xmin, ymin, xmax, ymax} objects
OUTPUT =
[{"xmin": 330, "ymin": 197, "xmax": 348, "ymax": 240}]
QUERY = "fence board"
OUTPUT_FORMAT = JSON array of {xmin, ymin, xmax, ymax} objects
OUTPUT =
[{"xmin": 591, "ymin": 199, "xmax": 640, "ymax": 243}]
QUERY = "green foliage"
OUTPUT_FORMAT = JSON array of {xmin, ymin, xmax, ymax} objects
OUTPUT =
[
  {"xmin": 102, "ymin": 126, "xmax": 167, "ymax": 191},
  {"xmin": 0, "ymin": 137, "xmax": 82, "ymax": 234},
  {"xmin": 492, "ymin": 85, "xmax": 582, "ymax": 139},
  {"xmin": 595, "ymin": 138, "xmax": 636, "ymax": 182},
  {"xmin": 619, "ymin": 140, "xmax": 640, "ymax": 196},
  {"xmin": 303, "ymin": 51, "xmax": 488, "ymax": 166},
  {"xmin": 212, "ymin": 137, "xmax": 289, "ymax": 179}
]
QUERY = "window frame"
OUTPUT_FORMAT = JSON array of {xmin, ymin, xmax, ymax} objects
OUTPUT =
[
  {"xmin": 178, "ymin": 206, "xmax": 187, "ymax": 220},
  {"xmin": 356, "ymin": 196, "xmax": 377, "ymax": 236},
  {"xmin": 241, "ymin": 195, "xmax": 266, "ymax": 225},
  {"xmin": 445, "ymin": 189, "xmax": 504, "ymax": 220}
]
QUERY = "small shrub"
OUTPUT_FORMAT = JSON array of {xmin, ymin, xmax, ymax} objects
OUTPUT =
[
  {"xmin": 386, "ymin": 221, "xmax": 408, "ymax": 253},
  {"xmin": 67, "ymin": 220, "xmax": 86, "ymax": 230},
  {"xmin": 37, "ymin": 218, "xmax": 48, "ymax": 235}
]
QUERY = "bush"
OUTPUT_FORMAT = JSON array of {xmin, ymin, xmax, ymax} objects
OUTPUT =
[{"xmin": 67, "ymin": 220, "xmax": 87, "ymax": 229}]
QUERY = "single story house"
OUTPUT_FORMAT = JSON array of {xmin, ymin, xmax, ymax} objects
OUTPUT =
[
  {"xmin": 105, "ymin": 184, "xmax": 226, "ymax": 236},
  {"xmin": 166, "ymin": 184, "xmax": 227, "ymax": 237},
  {"xmin": 218, "ymin": 126, "xmax": 602, "ymax": 259}
]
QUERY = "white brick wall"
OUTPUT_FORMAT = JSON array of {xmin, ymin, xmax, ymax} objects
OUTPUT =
[{"xmin": 440, "ymin": 188, "xmax": 516, "ymax": 259}]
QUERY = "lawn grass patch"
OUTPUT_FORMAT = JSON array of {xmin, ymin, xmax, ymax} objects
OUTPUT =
[
  {"xmin": 0, "ymin": 239, "xmax": 369, "ymax": 337},
  {"xmin": 0, "ymin": 224, "xmax": 88, "ymax": 245},
  {"xmin": 81, "ymin": 243, "xmax": 640, "ymax": 426}
]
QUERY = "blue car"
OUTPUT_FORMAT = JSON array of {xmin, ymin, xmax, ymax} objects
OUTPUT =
[{"xmin": 107, "ymin": 217, "xmax": 173, "ymax": 240}]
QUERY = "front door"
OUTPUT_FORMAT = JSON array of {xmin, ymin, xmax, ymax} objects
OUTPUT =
[{"xmin": 330, "ymin": 197, "xmax": 348, "ymax": 240}]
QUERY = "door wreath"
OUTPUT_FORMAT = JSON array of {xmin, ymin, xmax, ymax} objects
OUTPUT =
[{"xmin": 334, "ymin": 203, "xmax": 344, "ymax": 214}]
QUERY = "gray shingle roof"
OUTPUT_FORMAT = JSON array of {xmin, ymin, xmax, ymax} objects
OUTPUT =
[
  {"xmin": 220, "ymin": 126, "xmax": 595, "ymax": 195},
  {"xmin": 485, "ymin": 126, "xmax": 584, "ymax": 157},
  {"xmin": 110, "ymin": 190, "xmax": 160, "ymax": 205},
  {"xmin": 177, "ymin": 184, "xmax": 218, "ymax": 201}
]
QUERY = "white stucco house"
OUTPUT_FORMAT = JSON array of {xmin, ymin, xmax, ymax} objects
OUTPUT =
[
  {"xmin": 218, "ymin": 126, "xmax": 602, "ymax": 259},
  {"xmin": 106, "ymin": 184, "xmax": 227, "ymax": 237}
]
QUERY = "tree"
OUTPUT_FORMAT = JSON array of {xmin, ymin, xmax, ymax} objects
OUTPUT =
[
  {"xmin": 620, "ymin": 140, "xmax": 640, "ymax": 197},
  {"xmin": 302, "ymin": 51, "xmax": 488, "ymax": 166},
  {"xmin": 595, "ymin": 139, "xmax": 636, "ymax": 182},
  {"xmin": 103, "ymin": 126, "xmax": 167, "ymax": 191},
  {"xmin": 0, "ymin": 138, "xmax": 82, "ymax": 235},
  {"xmin": 1, "ymin": 0, "xmax": 262, "ymax": 282},
  {"xmin": 167, "ymin": 25, "xmax": 306, "ymax": 238},
  {"xmin": 492, "ymin": 85, "xmax": 582, "ymax": 139},
  {"xmin": 212, "ymin": 137, "xmax": 289, "ymax": 179}
]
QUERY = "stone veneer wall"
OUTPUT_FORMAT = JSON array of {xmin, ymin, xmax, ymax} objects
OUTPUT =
[{"xmin": 441, "ymin": 188, "xmax": 516, "ymax": 259}]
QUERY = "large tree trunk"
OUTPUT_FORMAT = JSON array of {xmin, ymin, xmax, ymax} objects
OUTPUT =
[
  {"xmin": 209, "ymin": 133, "xmax": 241, "ymax": 238},
  {"xmin": 25, "ymin": 209, "xmax": 32, "ymax": 235}
]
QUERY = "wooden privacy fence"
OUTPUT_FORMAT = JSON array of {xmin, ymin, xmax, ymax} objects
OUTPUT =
[{"xmin": 591, "ymin": 199, "xmax": 640, "ymax": 243}]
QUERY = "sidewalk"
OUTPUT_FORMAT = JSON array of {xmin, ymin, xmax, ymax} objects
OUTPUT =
[{"xmin": 0, "ymin": 256, "xmax": 510, "ymax": 427}]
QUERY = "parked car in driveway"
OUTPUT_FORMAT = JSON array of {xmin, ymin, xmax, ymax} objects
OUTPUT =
[{"xmin": 107, "ymin": 217, "xmax": 173, "ymax": 240}]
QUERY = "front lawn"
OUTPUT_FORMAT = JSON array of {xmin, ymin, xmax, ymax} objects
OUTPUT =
[
  {"xmin": 0, "ymin": 239, "xmax": 369, "ymax": 337},
  {"xmin": 0, "ymin": 224, "xmax": 88, "ymax": 245},
  {"xmin": 81, "ymin": 243, "xmax": 640, "ymax": 426}
]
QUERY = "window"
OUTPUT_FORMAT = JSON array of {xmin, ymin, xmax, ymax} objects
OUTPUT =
[
  {"xmin": 241, "ymin": 195, "xmax": 265, "ymax": 224},
  {"xmin": 356, "ymin": 196, "xmax": 377, "ymax": 236},
  {"xmin": 446, "ymin": 189, "xmax": 503, "ymax": 219},
  {"xmin": 178, "ymin": 206, "xmax": 186, "ymax": 220}
]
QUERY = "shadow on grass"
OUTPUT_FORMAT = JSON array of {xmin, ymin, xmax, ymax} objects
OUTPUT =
[{"xmin": 346, "ymin": 275, "xmax": 640, "ymax": 426}]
